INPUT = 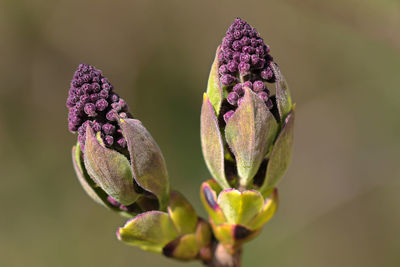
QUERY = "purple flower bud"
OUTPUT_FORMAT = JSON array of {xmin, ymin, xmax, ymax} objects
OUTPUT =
[
  {"xmin": 233, "ymin": 30, "xmax": 243, "ymax": 40},
  {"xmin": 223, "ymin": 110, "xmax": 235, "ymax": 123},
  {"xmin": 227, "ymin": 61, "xmax": 238, "ymax": 72},
  {"xmin": 102, "ymin": 123, "xmax": 116, "ymax": 135},
  {"xmin": 219, "ymin": 65, "xmax": 228, "ymax": 75},
  {"xmin": 117, "ymin": 137, "xmax": 127, "ymax": 148},
  {"xmin": 105, "ymin": 135, "xmax": 114, "ymax": 146},
  {"xmin": 96, "ymin": 99, "xmax": 108, "ymax": 111},
  {"xmin": 253, "ymin": 81, "xmax": 265, "ymax": 92},
  {"xmin": 92, "ymin": 83, "xmax": 100, "ymax": 92},
  {"xmin": 240, "ymin": 53, "xmax": 250, "ymax": 63},
  {"xmin": 240, "ymin": 36, "xmax": 250, "ymax": 46},
  {"xmin": 251, "ymin": 54, "xmax": 259, "ymax": 65},
  {"xmin": 233, "ymin": 83, "xmax": 244, "ymax": 96},
  {"xmin": 216, "ymin": 18, "xmax": 279, "ymax": 122},
  {"xmin": 67, "ymin": 63, "xmax": 132, "ymax": 151},
  {"xmin": 232, "ymin": 40, "xmax": 242, "ymax": 51},
  {"xmin": 261, "ymin": 67, "xmax": 274, "ymax": 81},
  {"xmin": 84, "ymin": 103, "xmax": 97, "ymax": 117},
  {"xmin": 90, "ymin": 93, "xmax": 99, "ymax": 102},
  {"xmin": 92, "ymin": 121, "xmax": 102, "ymax": 132},
  {"xmin": 242, "ymin": 46, "xmax": 255, "ymax": 54},
  {"xmin": 221, "ymin": 74, "xmax": 237, "ymax": 86},
  {"xmin": 238, "ymin": 62, "xmax": 250, "ymax": 74},
  {"xmin": 227, "ymin": 92, "xmax": 239, "ymax": 105},
  {"xmin": 106, "ymin": 110, "xmax": 117, "ymax": 121},
  {"xmin": 257, "ymin": 91, "xmax": 269, "ymax": 102},
  {"xmin": 232, "ymin": 52, "xmax": 241, "ymax": 62},
  {"xmin": 243, "ymin": 81, "xmax": 252, "ymax": 89}
]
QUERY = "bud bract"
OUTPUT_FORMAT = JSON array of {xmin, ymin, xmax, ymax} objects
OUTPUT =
[
  {"xmin": 117, "ymin": 191, "xmax": 212, "ymax": 261},
  {"xmin": 200, "ymin": 179, "xmax": 278, "ymax": 252}
]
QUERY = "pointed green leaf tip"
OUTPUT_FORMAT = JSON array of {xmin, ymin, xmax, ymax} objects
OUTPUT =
[
  {"xmin": 83, "ymin": 126, "xmax": 139, "ymax": 206},
  {"xmin": 260, "ymin": 111, "xmax": 295, "ymax": 195},
  {"xmin": 118, "ymin": 118, "xmax": 170, "ymax": 211},
  {"xmin": 206, "ymin": 46, "xmax": 223, "ymax": 115},
  {"xmin": 117, "ymin": 211, "xmax": 178, "ymax": 252},
  {"xmin": 200, "ymin": 94, "xmax": 230, "ymax": 189},
  {"xmin": 225, "ymin": 87, "xmax": 278, "ymax": 187}
]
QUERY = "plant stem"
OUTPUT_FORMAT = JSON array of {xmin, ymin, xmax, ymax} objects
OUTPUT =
[{"xmin": 206, "ymin": 242, "xmax": 242, "ymax": 267}]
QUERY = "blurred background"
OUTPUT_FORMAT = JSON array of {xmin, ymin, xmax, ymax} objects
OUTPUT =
[{"xmin": 1, "ymin": 0, "xmax": 399, "ymax": 266}]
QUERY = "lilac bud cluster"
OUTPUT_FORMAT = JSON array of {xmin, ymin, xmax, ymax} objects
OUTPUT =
[
  {"xmin": 67, "ymin": 64, "xmax": 131, "ymax": 151},
  {"xmin": 218, "ymin": 18, "xmax": 276, "ymax": 123}
]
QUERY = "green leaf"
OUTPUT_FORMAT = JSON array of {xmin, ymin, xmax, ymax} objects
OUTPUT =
[
  {"xmin": 247, "ymin": 189, "xmax": 278, "ymax": 230},
  {"xmin": 72, "ymin": 143, "xmax": 109, "ymax": 208},
  {"xmin": 260, "ymin": 111, "xmax": 295, "ymax": 195},
  {"xmin": 206, "ymin": 46, "xmax": 223, "ymax": 115},
  {"xmin": 118, "ymin": 118, "xmax": 170, "ymax": 211},
  {"xmin": 225, "ymin": 88, "xmax": 278, "ymax": 187},
  {"xmin": 271, "ymin": 63, "xmax": 292, "ymax": 122},
  {"xmin": 195, "ymin": 218, "xmax": 212, "ymax": 248},
  {"xmin": 117, "ymin": 211, "xmax": 178, "ymax": 252},
  {"xmin": 163, "ymin": 234, "xmax": 199, "ymax": 261},
  {"xmin": 200, "ymin": 94, "xmax": 230, "ymax": 189},
  {"xmin": 200, "ymin": 180, "xmax": 227, "ymax": 225},
  {"xmin": 217, "ymin": 189, "xmax": 264, "ymax": 226},
  {"xmin": 83, "ymin": 126, "xmax": 139, "ymax": 206},
  {"xmin": 168, "ymin": 191, "xmax": 198, "ymax": 235}
]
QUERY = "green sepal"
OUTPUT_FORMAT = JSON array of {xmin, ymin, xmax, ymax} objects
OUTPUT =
[
  {"xmin": 117, "ymin": 211, "xmax": 178, "ymax": 253},
  {"xmin": 200, "ymin": 94, "xmax": 230, "ymax": 189},
  {"xmin": 260, "ymin": 111, "xmax": 295, "ymax": 195},
  {"xmin": 217, "ymin": 189, "xmax": 264, "ymax": 226},
  {"xmin": 83, "ymin": 126, "xmax": 139, "ymax": 206},
  {"xmin": 195, "ymin": 218, "xmax": 212, "ymax": 249},
  {"xmin": 225, "ymin": 87, "xmax": 278, "ymax": 187},
  {"xmin": 211, "ymin": 222, "xmax": 260, "ymax": 253},
  {"xmin": 247, "ymin": 188, "xmax": 278, "ymax": 230},
  {"xmin": 271, "ymin": 63, "xmax": 292, "ymax": 123},
  {"xmin": 200, "ymin": 180, "xmax": 227, "ymax": 225},
  {"xmin": 118, "ymin": 118, "xmax": 170, "ymax": 211},
  {"xmin": 163, "ymin": 234, "xmax": 199, "ymax": 261},
  {"xmin": 206, "ymin": 46, "xmax": 223, "ymax": 115},
  {"xmin": 162, "ymin": 218, "xmax": 213, "ymax": 261},
  {"xmin": 168, "ymin": 191, "xmax": 198, "ymax": 235}
]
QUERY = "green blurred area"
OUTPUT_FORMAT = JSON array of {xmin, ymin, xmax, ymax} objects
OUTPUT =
[{"xmin": 0, "ymin": 0, "xmax": 399, "ymax": 266}]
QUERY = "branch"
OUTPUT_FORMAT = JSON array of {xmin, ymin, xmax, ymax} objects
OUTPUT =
[{"xmin": 205, "ymin": 242, "xmax": 242, "ymax": 267}]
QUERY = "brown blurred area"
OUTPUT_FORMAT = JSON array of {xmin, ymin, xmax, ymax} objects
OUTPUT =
[{"xmin": 0, "ymin": 0, "xmax": 399, "ymax": 266}]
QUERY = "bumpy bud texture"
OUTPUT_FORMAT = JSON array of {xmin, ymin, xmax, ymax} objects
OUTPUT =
[
  {"xmin": 67, "ymin": 63, "xmax": 131, "ymax": 151},
  {"xmin": 218, "ymin": 18, "xmax": 276, "ymax": 123}
]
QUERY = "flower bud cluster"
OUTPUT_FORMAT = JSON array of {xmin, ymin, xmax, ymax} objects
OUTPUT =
[
  {"xmin": 218, "ymin": 18, "xmax": 276, "ymax": 123},
  {"xmin": 67, "ymin": 64, "xmax": 130, "ymax": 151}
]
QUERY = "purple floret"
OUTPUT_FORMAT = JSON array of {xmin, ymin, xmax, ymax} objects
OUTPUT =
[
  {"xmin": 218, "ymin": 18, "xmax": 277, "ymax": 123},
  {"xmin": 67, "ymin": 63, "xmax": 131, "ymax": 151}
]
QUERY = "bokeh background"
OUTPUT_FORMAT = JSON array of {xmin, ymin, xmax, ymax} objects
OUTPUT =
[{"xmin": 1, "ymin": 0, "xmax": 399, "ymax": 266}]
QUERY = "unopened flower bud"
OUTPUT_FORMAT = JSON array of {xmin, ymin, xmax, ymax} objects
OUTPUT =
[
  {"xmin": 68, "ymin": 64, "xmax": 170, "ymax": 216},
  {"xmin": 201, "ymin": 18, "xmax": 295, "ymax": 192}
]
